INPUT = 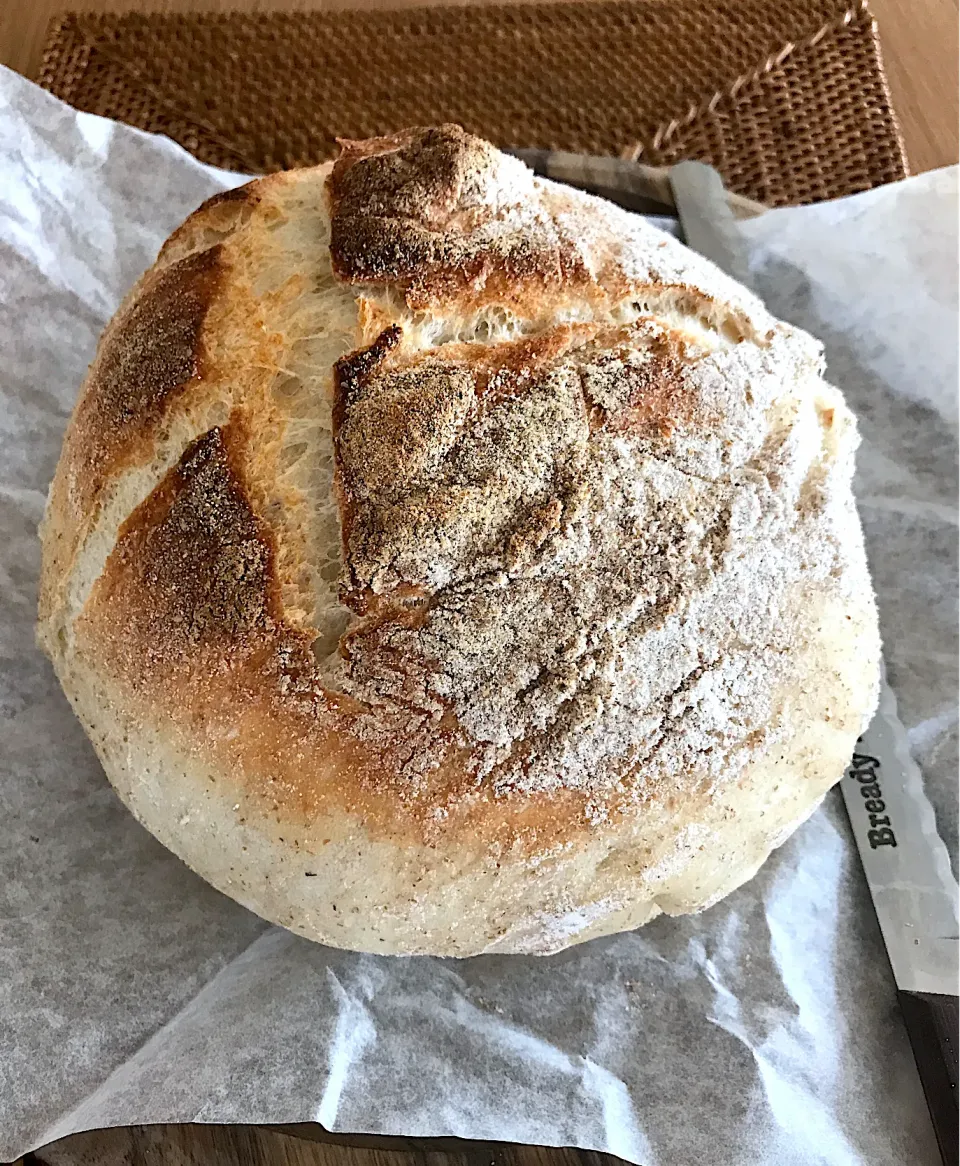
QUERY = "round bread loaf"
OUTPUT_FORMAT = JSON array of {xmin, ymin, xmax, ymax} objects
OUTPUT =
[{"xmin": 38, "ymin": 127, "xmax": 880, "ymax": 956}]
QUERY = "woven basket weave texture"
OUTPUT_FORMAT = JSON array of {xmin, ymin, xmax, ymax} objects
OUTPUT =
[{"xmin": 38, "ymin": 0, "xmax": 908, "ymax": 205}]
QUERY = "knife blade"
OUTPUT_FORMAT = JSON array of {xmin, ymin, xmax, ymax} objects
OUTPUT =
[
  {"xmin": 669, "ymin": 160, "xmax": 959, "ymax": 1165},
  {"xmin": 842, "ymin": 666, "xmax": 959, "ymax": 1164}
]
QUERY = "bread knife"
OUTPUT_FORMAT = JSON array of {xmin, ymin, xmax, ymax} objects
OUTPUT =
[{"xmin": 669, "ymin": 160, "xmax": 959, "ymax": 1166}]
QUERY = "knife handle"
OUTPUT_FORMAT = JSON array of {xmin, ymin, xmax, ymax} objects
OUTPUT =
[{"xmin": 899, "ymin": 990, "xmax": 959, "ymax": 1165}]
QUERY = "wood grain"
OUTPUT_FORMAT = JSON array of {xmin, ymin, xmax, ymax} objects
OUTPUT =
[
  {"xmin": 18, "ymin": 1124, "xmax": 618, "ymax": 1166},
  {"xmin": 869, "ymin": 0, "xmax": 959, "ymax": 173},
  {"xmin": 1, "ymin": 0, "xmax": 957, "ymax": 172}
]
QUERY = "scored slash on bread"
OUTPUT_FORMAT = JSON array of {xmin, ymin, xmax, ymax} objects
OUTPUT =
[{"xmin": 38, "ymin": 126, "xmax": 880, "ymax": 956}]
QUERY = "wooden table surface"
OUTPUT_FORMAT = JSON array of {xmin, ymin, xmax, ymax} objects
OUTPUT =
[
  {"xmin": 2, "ymin": 1, "xmax": 956, "ymax": 1164},
  {"xmin": 17, "ymin": 1125, "xmax": 619, "ymax": 1166}
]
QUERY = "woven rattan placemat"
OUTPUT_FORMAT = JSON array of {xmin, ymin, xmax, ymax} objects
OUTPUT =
[{"xmin": 38, "ymin": 0, "xmax": 907, "ymax": 207}]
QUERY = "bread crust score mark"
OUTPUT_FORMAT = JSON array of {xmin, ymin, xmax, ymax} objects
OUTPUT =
[{"xmin": 38, "ymin": 127, "xmax": 881, "ymax": 956}]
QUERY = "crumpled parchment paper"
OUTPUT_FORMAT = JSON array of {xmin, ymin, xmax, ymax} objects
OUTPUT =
[{"xmin": 1, "ymin": 65, "xmax": 956, "ymax": 1166}]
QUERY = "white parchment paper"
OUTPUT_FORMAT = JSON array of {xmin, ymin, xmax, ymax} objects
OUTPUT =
[{"xmin": 1, "ymin": 66, "xmax": 956, "ymax": 1165}]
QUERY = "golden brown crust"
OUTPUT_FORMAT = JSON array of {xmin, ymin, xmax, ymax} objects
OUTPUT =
[
  {"xmin": 59, "ymin": 246, "xmax": 223, "ymax": 523},
  {"xmin": 38, "ymin": 247, "xmax": 231, "ymax": 628},
  {"xmin": 157, "ymin": 182, "xmax": 261, "ymax": 266},
  {"xmin": 194, "ymin": 183, "xmax": 261, "ymax": 213},
  {"xmin": 39, "ymin": 133, "xmax": 881, "ymax": 955},
  {"xmin": 76, "ymin": 412, "xmax": 602, "ymax": 853},
  {"xmin": 92, "ymin": 417, "xmax": 281, "ymax": 660},
  {"xmin": 328, "ymin": 124, "xmax": 591, "ymax": 311}
]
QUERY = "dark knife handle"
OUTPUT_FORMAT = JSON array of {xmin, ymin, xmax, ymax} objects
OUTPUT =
[{"xmin": 899, "ymin": 990, "xmax": 959, "ymax": 1165}]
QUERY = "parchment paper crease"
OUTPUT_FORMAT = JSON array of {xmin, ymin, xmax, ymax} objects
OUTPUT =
[{"xmin": 1, "ymin": 67, "xmax": 956, "ymax": 1165}]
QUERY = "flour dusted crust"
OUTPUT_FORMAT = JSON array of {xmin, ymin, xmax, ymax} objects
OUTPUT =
[{"xmin": 39, "ymin": 126, "xmax": 880, "ymax": 956}]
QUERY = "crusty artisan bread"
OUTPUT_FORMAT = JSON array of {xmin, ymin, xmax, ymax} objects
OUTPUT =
[{"xmin": 38, "ymin": 126, "xmax": 880, "ymax": 956}]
